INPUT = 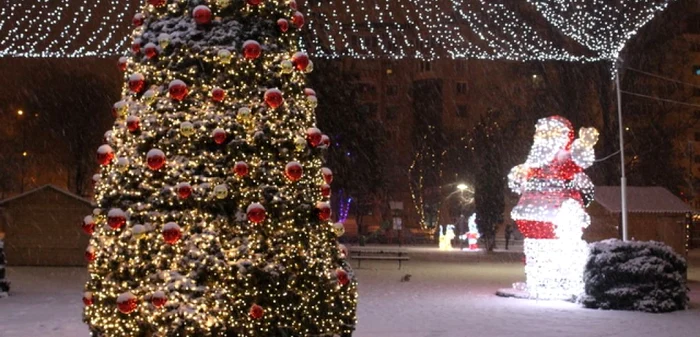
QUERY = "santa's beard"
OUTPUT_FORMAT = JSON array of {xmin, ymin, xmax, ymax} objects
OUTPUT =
[{"xmin": 524, "ymin": 140, "xmax": 563, "ymax": 168}]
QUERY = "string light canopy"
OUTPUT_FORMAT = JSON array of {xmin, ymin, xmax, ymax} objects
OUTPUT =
[{"xmin": 0, "ymin": 0, "xmax": 672, "ymax": 62}]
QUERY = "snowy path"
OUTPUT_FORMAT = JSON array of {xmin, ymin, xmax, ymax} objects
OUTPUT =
[{"xmin": 1, "ymin": 256, "xmax": 699, "ymax": 337}]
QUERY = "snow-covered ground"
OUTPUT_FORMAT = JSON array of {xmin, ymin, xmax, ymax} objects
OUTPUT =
[{"xmin": 1, "ymin": 250, "xmax": 699, "ymax": 337}]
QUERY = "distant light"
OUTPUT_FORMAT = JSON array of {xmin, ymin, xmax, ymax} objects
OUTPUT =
[
  {"xmin": 532, "ymin": 74, "xmax": 538, "ymax": 79},
  {"xmin": 457, "ymin": 183, "xmax": 468, "ymax": 191},
  {"xmin": 386, "ymin": 68, "xmax": 393, "ymax": 75},
  {"xmin": 17, "ymin": 110, "xmax": 23, "ymax": 116},
  {"xmin": 22, "ymin": 151, "xmax": 28, "ymax": 157},
  {"xmin": 625, "ymin": 127, "xmax": 630, "ymax": 131}
]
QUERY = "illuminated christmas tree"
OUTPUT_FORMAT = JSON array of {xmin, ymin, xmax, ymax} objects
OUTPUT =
[
  {"xmin": 83, "ymin": 1, "xmax": 356, "ymax": 336},
  {"xmin": 508, "ymin": 116, "xmax": 598, "ymax": 299}
]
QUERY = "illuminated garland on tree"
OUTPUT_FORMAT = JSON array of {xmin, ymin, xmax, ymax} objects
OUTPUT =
[
  {"xmin": 83, "ymin": 1, "xmax": 356, "ymax": 336},
  {"xmin": 0, "ymin": 0, "xmax": 672, "ymax": 62}
]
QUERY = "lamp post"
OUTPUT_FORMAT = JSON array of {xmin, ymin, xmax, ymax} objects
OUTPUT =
[
  {"xmin": 17, "ymin": 110, "xmax": 27, "ymax": 193},
  {"xmin": 615, "ymin": 61, "xmax": 629, "ymax": 241}
]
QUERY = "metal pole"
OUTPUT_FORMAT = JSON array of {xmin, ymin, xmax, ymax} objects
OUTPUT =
[{"xmin": 615, "ymin": 64, "xmax": 629, "ymax": 241}]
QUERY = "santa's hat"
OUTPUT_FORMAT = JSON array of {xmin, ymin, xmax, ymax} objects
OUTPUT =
[{"xmin": 536, "ymin": 115, "xmax": 575, "ymax": 150}]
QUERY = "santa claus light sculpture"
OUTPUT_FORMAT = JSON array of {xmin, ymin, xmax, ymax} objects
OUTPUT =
[{"xmin": 508, "ymin": 116, "xmax": 598, "ymax": 299}]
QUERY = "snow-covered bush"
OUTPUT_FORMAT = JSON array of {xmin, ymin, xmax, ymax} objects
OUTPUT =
[
  {"xmin": 581, "ymin": 239, "xmax": 687, "ymax": 312},
  {"xmin": 0, "ymin": 239, "xmax": 9, "ymax": 296}
]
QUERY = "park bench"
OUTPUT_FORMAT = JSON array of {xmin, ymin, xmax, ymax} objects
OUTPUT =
[{"xmin": 349, "ymin": 247, "xmax": 410, "ymax": 270}]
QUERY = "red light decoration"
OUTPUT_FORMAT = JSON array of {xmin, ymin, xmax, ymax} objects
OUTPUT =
[
  {"xmin": 168, "ymin": 80, "xmax": 188, "ymax": 101},
  {"xmin": 234, "ymin": 161, "xmax": 249, "ymax": 178},
  {"xmin": 247, "ymin": 203, "xmax": 266, "ymax": 224},
  {"xmin": 162, "ymin": 222, "xmax": 182, "ymax": 244},
  {"xmin": 192, "ymin": 5, "xmax": 212, "ymax": 25},
  {"xmin": 107, "ymin": 208, "xmax": 127, "ymax": 229},
  {"xmin": 117, "ymin": 292, "xmax": 138, "ymax": 314},
  {"xmin": 292, "ymin": 11, "xmax": 305, "ymax": 28},
  {"xmin": 264, "ymin": 88, "xmax": 284, "ymax": 108},
  {"xmin": 176, "ymin": 182, "xmax": 192, "ymax": 199},
  {"xmin": 82, "ymin": 215, "xmax": 96, "ymax": 235},
  {"xmin": 126, "ymin": 115, "xmax": 140, "ymax": 132},
  {"xmin": 147, "ymin": 149, "xmax": 166, "ymax": 170},
  {"xmin": 242, "ymin": 40, "xmax": 262, "ymax": 60},
  {"xmin": 128, "ymin": 73, "xmax": 145, "ymax": 93},
  {"xmin": 249, "ymin": 304, "xmax": 264, "ymax": 319},
  {"xmin": 151, "ymin": 291, "xmax": 167, "ymax": 308},
  {"xmin": 96, "ymin": 145, "xmax": 114, "ymax": 166},
  {"xmin": 285, "ymin": 161, "xmax": 303, "ymax": 182},
  {"xmin": 277, "ymin": 19, "xmax": 289, "ymax": 32}
]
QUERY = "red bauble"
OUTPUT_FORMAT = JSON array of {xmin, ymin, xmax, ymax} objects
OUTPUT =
[
  {"xmin": 83, "ymin": 292, "xmax": 94, "ymax": 306},
  {"xmin": 277, "ymin": 19, "xmax": 289, "ymax": 32},
  {"xmin": 306, "ymin": 127, "xmax": 323, "ymax": 147},
  {"xmin": 289, "ymin": 1, "xmax": 298, "ymax": 10},
  {"xmin": 213, "ymin": 128, "xmax": 227, "ymax": 145},
  {"xmin": 285, "ymin": 161, "xmax": 303, "ymax": 182},
  {"xmin": 85, "ymin": 246, "xmax": 96, "ymax": 262},
  {"xmin": 242, "ymin": 40, "xmax": 262, "ymax": 60},
  {"xmin": 128, "ymin": 73, "xmax": 145, "ymax": 93},
  {"xmin": 126, "ymin": 115, "xmax": 140, "ymax": 132},
  {"xmin": 249, "ymin": 304, "xmax": 264, "ymax": 319},
  {"xmin": 144, "ymin": 42, "xmax": 158, "ymax": 59},
  {"xmin": 168, "ymin": 79, "xmax": 189, "ymax": 101},
  {"xmin": 176, "ymin": 182, "xmax": 192, "ymax": 199},
  {"xmin": 151, "ymin": 291, "xmax": 167, "ymax": 308},
  {"xmin": 82, "ymin": 215, "xmax": 96, "ymax": 235},
  {"xmin": 108, "ymin": 208, "xmax": 127, "ymax": 230},
  {"xmin": 247, "ymin": 0, "xmax": 263, "ymax": 5},
  {"xmin": 292, "ymin": 11, "xmax": 305, "ymax": 28},
  {"xmin": 264, "ymin": 88, "xmax": 283, "ymax": 109},
  {"xmin": 96, "ymin": 145, "xmax": 114, "ymax": 166},
  {"xmin": 192, "ymin": 5, "xmax": 212, "ymax": 25},
  {"xmin": 292, "ymin": 52, "xmax": 310, "ymax": 71},
  {"xmin": 131, "ymin": 39, "xmax": 142, "ymax": 54},
  {"xmin": 133, "ymin": 13, "xmax": 145, "ymax": 27},
  {"xmin": 321, "ymin": 184, "xmax": 331, "ymax": 198},
  {"xmin": 336, "ymin": 269, "xmax": 350, "ymax": 286},
  {"xmin": 247, "ymin": 203, "xmax": 266, "ymax": 224},
  {"xmin": 148, "ymin": 0, "xmax": 167, "ymax": 7},
  {"xmin": 162, "ymin": 222, "xmax": 182, "ymax": 244},
  {"xmin": 117, "ymin": 292, "xmax": 138, "ymax": 314},
  {"xmin": 211, "ymin": 87, "xmax": 226, "ymax": 102},
  {"xmin": 317, "ymin": 202, "xmax": 332, "ymax": 221},
  {"xmin": 321, "ymin": 167, "xmax": 333, "ymax": 184},
  {"xmin": 304, "ymin": 88, "xmax": 316, "ymax": 96},
  {"xmin": 234, "ymin": 161, "xmax": 249, "ymax": 178},
  {"xmin": 118, "ymin": 57, "xmax": 128, "ymax": 71},
  {"xmin": 147, "ymin": 149, "xmax": 166, "ymax": 170},
  {"xmin": 320, "ymin": 134, "xmax": 331, "ymax": 149}
]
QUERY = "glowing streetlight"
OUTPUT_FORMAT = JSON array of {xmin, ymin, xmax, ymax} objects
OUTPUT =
[
  {"xmin": 457, "ymin": 183, "xmax": 468, "ymax": 191},
  {"xmin": 17, "ymin": 110, "xmax": 24, "ymax": 116}
]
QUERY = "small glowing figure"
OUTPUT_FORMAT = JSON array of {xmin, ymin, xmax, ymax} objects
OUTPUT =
[
  {"xmin": 439, "ymin": 224, "xmax": 455, "ymax": 251},
  {"xmin": 464, "ymin": 214, "xmax": 480, "ymax": 250}
]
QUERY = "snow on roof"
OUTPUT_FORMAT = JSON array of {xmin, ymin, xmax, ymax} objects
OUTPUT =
[
  {"xmin": 0, "ymin": 185, "xmax": 94, "ymax": 206},
  {"xmin": 594, "ymin": 186, "xmax": 693, "ymax": 214}
]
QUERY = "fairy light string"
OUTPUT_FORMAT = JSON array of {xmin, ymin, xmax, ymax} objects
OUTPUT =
[{"xmin": 0, "ymin": 0, "xmax": 672, "ymax": 62}]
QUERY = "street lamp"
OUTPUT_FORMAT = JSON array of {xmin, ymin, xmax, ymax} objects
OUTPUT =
[
  {"xmin": 457, "ymin": 183, "xmax": 468, "ymax": 191},
  {"xmin": 17, "ymin": 109, "xmax": 27, "ymax": 193}
]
